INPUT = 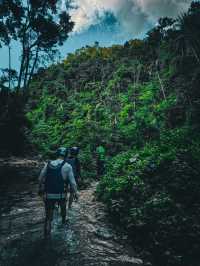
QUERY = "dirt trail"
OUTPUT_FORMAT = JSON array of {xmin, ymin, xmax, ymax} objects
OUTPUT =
[{"xmin": 0, "ymin": 159, "xmax": 143, "ymax": 266}]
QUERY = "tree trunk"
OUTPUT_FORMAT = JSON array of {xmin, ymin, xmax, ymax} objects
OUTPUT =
[
  {"xmin": 157, "ymin": 71, "xmax": 166, "ymax": 100},
  {"xmin": 191, "ymin": 45, "xmax": 200, "ymax": 65},
  {"xmin": 23, "ymin": 48, "xmax": 30, "ymax": 90},
  {"xmin": 27, "ymin": 46, "xmax": 39, "ymax": 89},
  {"xmin": 8, "ymin": 45, "xmax": 11, "ymax": 90},
  {"xmin": 17, "ymin": 50, "xmax": 26, "ymax": 91}
]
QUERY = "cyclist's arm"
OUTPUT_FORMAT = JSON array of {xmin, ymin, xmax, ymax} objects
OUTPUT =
[
  {"xmin": 38, "ymin": 163, "xmax": 47, "ymax": 193},
  {"xmin": 62, "ymin": 163, "xmax": 78, "ymax": 193},
  {"xmin": 76, "ymin": 158, "xmax": 81, "ymax": 179}
]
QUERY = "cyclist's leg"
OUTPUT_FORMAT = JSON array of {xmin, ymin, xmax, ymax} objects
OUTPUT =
[
  {"xmin": 59, "ymin": 199, "xmax": 67, "ymax": 224},
  {"xmin": 44, "ymin": 199, "xmax": 55, "ymax": 237},
  {"xmin": 68, "ymin": 185, "xmax": 74, "ymax": 209}
]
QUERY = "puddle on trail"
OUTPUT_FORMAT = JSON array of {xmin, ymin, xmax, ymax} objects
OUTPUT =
[{"xmin": 0, "ymin": 181, "xmax": 143, "ymax": 266}]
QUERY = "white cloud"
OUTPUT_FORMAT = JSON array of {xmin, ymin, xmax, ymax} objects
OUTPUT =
[{"xmin": 62, "ymin": 0, "xmax": 193, "ymax": 37}]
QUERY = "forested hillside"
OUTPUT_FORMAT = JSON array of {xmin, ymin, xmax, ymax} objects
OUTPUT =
[{"xmin": 1, "ymin": 1, "xmax": 200, "ymax": 266}]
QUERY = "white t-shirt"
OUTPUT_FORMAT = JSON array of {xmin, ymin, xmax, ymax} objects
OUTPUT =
[{"xmin": 38, "ymin": 159, "xmax": 77, "ymax": 198}]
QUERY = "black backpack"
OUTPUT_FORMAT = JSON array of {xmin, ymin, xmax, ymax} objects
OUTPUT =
[{"xmin": 44, "ymin": 161, "xmax": 66, "ymax": 194}]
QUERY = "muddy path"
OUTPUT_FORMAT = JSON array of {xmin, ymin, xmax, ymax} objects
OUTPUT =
[{"xmin": 0, "ymin": 159, "xmax": 143, "ymax": 266}]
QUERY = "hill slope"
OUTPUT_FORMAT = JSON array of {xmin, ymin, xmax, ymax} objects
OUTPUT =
[{"xmin": 26, "ymin": 3, "xmax": 200, "ymax": 266}]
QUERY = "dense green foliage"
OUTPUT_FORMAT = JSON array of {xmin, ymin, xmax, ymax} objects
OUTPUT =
[
  {"xmin": 1, "ymin": 1, "xmax": 200, "ymax": 265},
  {"xmin": 0, "ymin": 89, "xmax": 30, "ymax": 155}
]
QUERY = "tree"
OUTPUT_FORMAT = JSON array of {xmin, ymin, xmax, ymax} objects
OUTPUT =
[
  {"xmin": 176, "ymin": 1, "xmax": 200, "ymax": 63},
  {"xmin": 0, "ymin": 0, "xmax": 74, "ymax": 90}
]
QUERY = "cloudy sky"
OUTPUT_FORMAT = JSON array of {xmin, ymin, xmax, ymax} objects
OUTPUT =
[{"xmin": 0, "ymin": 0, "xmax": 192, "ymax": 70}]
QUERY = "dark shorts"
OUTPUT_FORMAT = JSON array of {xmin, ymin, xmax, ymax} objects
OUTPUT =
[
  {"xmin": 67, "ymin": 184, "xmax": 75, "ymax": 193},
  {"xmin": 45, "ymin": 199, "xmax": 66, "ymax": 221},
  {"xmin": 96, "ymin": 159, "xmax": 105, "ymax": 177}
]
